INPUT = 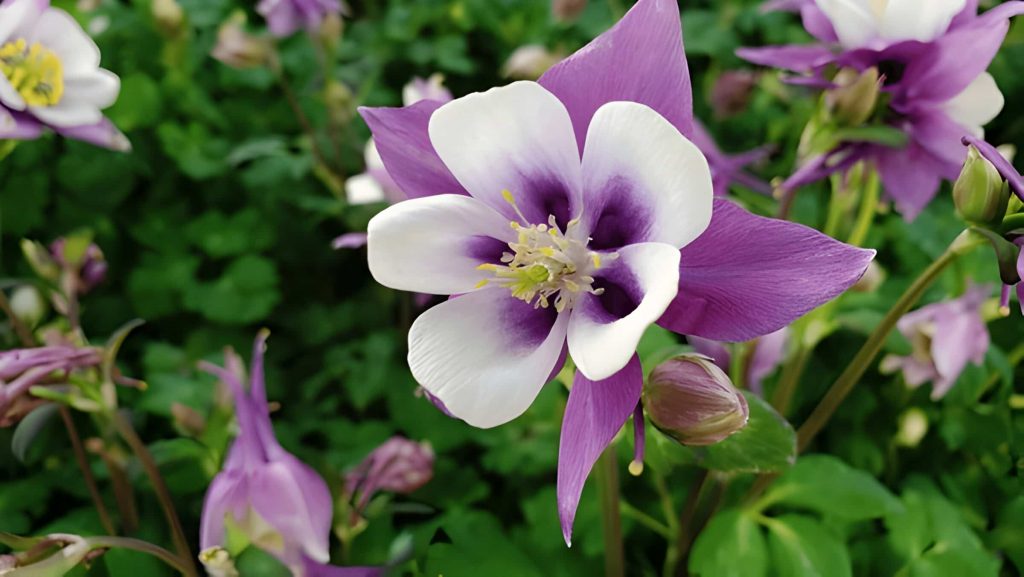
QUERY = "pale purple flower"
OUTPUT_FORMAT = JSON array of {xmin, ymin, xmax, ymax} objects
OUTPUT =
[
  {"xmin": 691, "ymin": 121, "xmax": 772, "ymax": 196},
  {"xmin": 0, "ymin": 0, "xmax": 128, "ymax": 151},
  {"xmin": 211, "ymin": 13, "xmax": 271, "ymax": 70},
  {"xmin": 257, "ymin": 0, "xmax": 343, "ymax": 38},
  {"xmin": 0, "ymin": 346, "xmax": 101, "ymax": 419},
  {"xmin": 345, "ymin": 436, "xmax": 434, "ymax": 514},
  {"xmin": 690, "ymin": 327, "xmax": 789, "ymax": 395},
  {"xmin": 360, "ymin": 0, "xmax": 874, "ymax": 545},
  {"xmin": 880, "ymin": 284, "xmax": 991, "ymax": 400},
  {"xmin": 739, "ymin": 0, "xmax": 1024, "ymax": 219},
  {"xmin": 199, "ymin": 334, "xmax": 377, "ymax": 577}
]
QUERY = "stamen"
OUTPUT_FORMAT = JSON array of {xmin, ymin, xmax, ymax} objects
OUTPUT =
[
  {"xmin": 629, "ymin": 403, "xmax": 645, "ymax": 476},
  {"xmin": 1000, "ymin": 284, "xmax": 1012, "ymax": 317},
  {"xmin": 0, "ymin": 39, "xmax": 64, "ymax": 107}
]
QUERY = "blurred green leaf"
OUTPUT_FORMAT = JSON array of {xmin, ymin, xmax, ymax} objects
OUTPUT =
[
  {"xmin": 762, "ymin": 455, "xmax": 902, "ymax": 520},
  {"xmin": 765, "ymin": 515, "xmax": 851, "ymax": 577},
  {"xmin": 690, "ymin": 509, "xmax": 767, "ymax": 577}
]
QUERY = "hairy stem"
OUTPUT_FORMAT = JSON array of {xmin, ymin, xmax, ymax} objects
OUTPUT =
[
  {"xmin": 596, "ymin": 448, "xmax": 625, "ymax": 577},
  {"xmin": 112, "ymin": 412, "xmax": 197, "ymax": 576}
]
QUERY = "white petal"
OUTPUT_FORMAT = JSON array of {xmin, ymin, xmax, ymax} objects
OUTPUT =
[
  {"xmin": 580, "ymin": 101, "xmax": 713, "ymax": 250},
  {"xmin": 345, "ymin": 173, "xmax": 387, "ymax": 205},
  {"xmin": 0, "ymin": 0, "xmax": 46, "ymax": 44},
  {"xmin": 0, "ymin": 75, "xmax": 26, "ymax": 110},
  {"xmin": 943, "ymin": 72, "xmax": 1004, "ymax": 137},
  {"xmin": 364, "ymin": 138, "xmax": 385, "ymax": 172},
  {"xmin": 428, "ymin": 81, "xmax": 583, "ymax": 225},
  {"xmin": 567, "ymin": 242, "xmax": 680, "ymax": 381},
  {"xmin": 367, "ymin": 194, "xmax": 514, "ymax": 295},
  {"xmin": 27, "ymin": 8, "xmax": 101, "ymax": 75},
  {"xmin": 409, "ymin": 288, "xmax": 569, "ymax": 428},
  {"xmin": 814, "ymin": 0, "xmax": 879, "ymax": 48},
  {"xmin": 29, "ymin": 97, "xmax": 101, "ymax": 127},
  {"xmin": 880, "ymin": 0, "xmax": 965, "ymax": 43}
]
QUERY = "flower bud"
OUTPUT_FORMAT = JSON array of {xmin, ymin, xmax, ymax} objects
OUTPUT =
[
  {"xmin": 152, "ymin": 0, "xmax": 185, "ymax": 38},
  {"xmin": 643, "ymin": 355, "xmax": 749, "ymax": 446},
  {"xmin": 9, "ymin": 286, "xmax": 47, "ymax": 329},
  {"xmin": 502, "ymin": 45, "xmax": 561, "ymax": 80},
  {"xmin": 552, "ymin": 0, "xmax": 588, "ymax": 22},
  {"xmin": 828, "ymin": 67, "xmax": 880, "ymax": 127},
  {"xmin": 954, "ymin": 145, "xmax": 1010, "ymax": 226},
  {"xmin": 851, "ymin": 260, "xmax": 885, "ymax": 293},
  {"xmin": 345, "ymin": 436, "xmax": 435, "ymax": 514},
  {"xmin": 211, "ymin": 12, "xmax": 272, "ymax": 70},
  {"xmin": 20, "ymin": 240, "xmax": 59, "ymax": 282},
  {"xmin": 50, "ymin": 238, "xmax": 107, "ymax": 295}
]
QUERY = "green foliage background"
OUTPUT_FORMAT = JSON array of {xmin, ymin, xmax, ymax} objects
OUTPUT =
[{"xmin": 1, "ymin": 0, "xmax": 1023, "ymax": 575}]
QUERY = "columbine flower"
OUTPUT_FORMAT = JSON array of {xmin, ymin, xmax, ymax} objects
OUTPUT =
[
  {"xmin": 257, "ymin": 0, "xmax": 344, "ymax": 38},
  {"xmin": 199, "ymin": 333, "xmax": 377, "ymax": 577},
  {"xmin": 0, "ymin": 346, "xmax": 101, "ymax": 425},
  {"xmin": 739, "ymin": 0, "xmax": 1024, "ymax": 218},
  {"xmin": 690, "ymin": 327, "xmax": 789, "ymax": 395},
  {"xmin": 880, "ymin": 285, "xmax": 990, "ymax": 400},
  {"xmin": 211, "ymin": 12, "xmax": 272, "ymax": 70},
  {"xmin": 361, "ymin": 0, "xmax": 874, "ymax": 544},
  {"xmin": 0, "ymin": 0, "xmax": 128, "ymax": 150},
  {"xmin": 345, "ymin": 436, "xmax": 434, "ymax": 516},
  {"xmin": 691, "ymin": 121, "xmax": 772, "ymax": 197}
]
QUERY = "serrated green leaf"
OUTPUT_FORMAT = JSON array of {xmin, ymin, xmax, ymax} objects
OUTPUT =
[
  {"xmin": 765, "ymin": 515, "xmax": 851, "ymax": 577},
  {"xmin": 690, "ymin": 509, "xmax": 767, "ymax": 577},
  {"xmin": 761, "ymin": 455, "xmax": 902, "ymax": 520}
]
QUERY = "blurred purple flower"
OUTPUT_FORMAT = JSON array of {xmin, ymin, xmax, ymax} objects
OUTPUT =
[
  {"xmin": 345, "ymin": 436, "xmax": 434, "ymax": 514},
  {"xmin": 691, "ymin": 121, "xmax": 772, "ymax": 196},
  {"xmin": 50, "ymin": 238, "xmax": 107, "ymax": 294},
  {"xmin": 740, "ymin": 1, "xmax": 1024, "ymax": 219},
  {"xmin": 360, "ymin": 0, "xmax": 874, "ymax": 545},
  {"xmin": 881, "ymin": 285, "xmax": 990, "ymax": 399},
  {"xmin": 199, "ymin": 333, "xmax": 378, "ymax": 577},
  {"xmin": 257, "ymin": 0, "xmax": 343, "ymax": 38},
  {"xmin": 690, "ymin": 327, "xmax": 789, "ymax": 395},
  {"xmin": 0, "ymin": 0, "xmax": 129, "ymax": 151},
  {"xmin": 0, "ymin": 346, "xmax": 101, "ymax": 422}
]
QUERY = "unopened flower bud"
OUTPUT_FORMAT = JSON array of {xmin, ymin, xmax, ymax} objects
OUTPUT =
[
  {"xmin": 317, "ymin": 13, "xmax": 344, "ymax": 50},
  {"xmin": 954, "ymin": 145, "xmax": 1010, "ymax": 226},
  {"xmin": 50, "ymin": 238, "xmax": 107, "ymax": 294},
  {"xmin": 851, "ymin": 260, "xmax": 885, "ymax": 293},
  {"xmin": 20, "ymin": 240, "xmax": 59, "ymax": 282},
  {"xmin": 828, "ymin": 67, "xmax": 880, "ymax": 127},
  {"xmin": 324, "ymin": 80, "xmax": 355, "ymax": 126},
  {"xmin": 643, "ymin": 355, "xmax": 749, "ymax": 446},
  {"xmin": 895, "ymin": 408, "xmax": 928, "ymax": 448},
  {"xmin": 345, "ymin": 436, "xmax": 435, "ymax": 514},
  {"xmin": 211, "ymin": 12, "xmax": 271, "ymax": 70},
  {"xmin": 9, "ymin": 286, "xmax": 47, "ymax": 329},
  {"xmin": 152, "ymin": 0, "xmax": 185, "ymax": 38},
  {"xmin": 502, "ymin": 45, "xmax": 561, "ymax": 80},
  {"xmin": 552, "ymin": 0, "xmax": 588, "ymax": 22}
]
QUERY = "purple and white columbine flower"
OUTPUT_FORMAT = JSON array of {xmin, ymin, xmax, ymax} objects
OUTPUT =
[
  {"xmin": 739, "ymin": 0, "xmax": 1024, "ymax": 218},
  {"xmin": 199, "ymin": 334, "xmax": 377, "ymax": 577},
  {"xmin": 881, "ymin": 285, "xmax": 990, "ymax": 400},
  {"xmin": 361, "ymin": 0, "xmax": 874, "ymax": 545},
  {"xmin": 257, "ymin": 0, "xmax": 343, "ymax": 38},
  {"xmin": 0, "ymin": 0, "xmax": 128, "ymax": 150}
]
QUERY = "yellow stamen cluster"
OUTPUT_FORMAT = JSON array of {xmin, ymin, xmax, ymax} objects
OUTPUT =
[
  {"xmin": 477, "ymin": 190, "xmax": 611, "ymax": 312},
  {"xmin": 0, "ymin": 39, "xmax": 64, "ymax": 107}
]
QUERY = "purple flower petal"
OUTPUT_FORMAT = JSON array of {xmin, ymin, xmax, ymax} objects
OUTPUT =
[
  {"xmin": 736, "ymin": 45, "xmax": 837, "ymax": 73},
  {"xmin": 658, "ymin": 199, "xmax": 875, "ymax": 342},
  {"xmin": 302, "ymin": 557, "xmax": 381, "ymax": 577},
  {"xmin": 873, "ymin": 139, "xmax": 948, "ymax": 220},
  {"xmin": 199, "ymin": 470, "xmax": 248, "ymax": 552},
  {"xmin": 408, "ymin": 288, "xmax": 570, "ymax": 428},
  {"xmin": 688, "ymin": 336, "xmax": 731, "ymax": 372},
  {"xmin": 250, "ymin": 457, "xmax": 333, "ymax": 564},
  {"xmin": 747, "ymin": 327, "xmax": 789, "ymax": 394},
  {"xmin": 55, "ymin": 118, "xmax": 131, "ymax": 152},
  {"xmin": 539, "ymin": 0, "xmax": 695, "ymax": 147},
  {"xmin": 359, "ymin": 101, "xmax": 468, "ymax": 200},
  {"xmin": 557, "ymin": 354, "xmax": 642, "ymax": 546}
]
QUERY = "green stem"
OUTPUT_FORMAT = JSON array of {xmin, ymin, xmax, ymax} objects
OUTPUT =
[
  {"xmin": 112, "ymin": 412, "xmax": 197, "ymax": 577},
  {"xmin": 796, "ymin": 233, "xmax": 979, "ymax": 451},
  {"xmin": 848, "ymin": 169, "xmax": 880, "ymax": 247},
  {"xmin": 88, "ymin": 536, "xmax": 193, "ymax": 575},
  {"xmin": 59, "ymin": 407, "xmax": 116, "ymax": 536},
  {"xmin": 620, "ymin": 500, "xmax": 672, "ymax": 540},
  {"xmin": 670, "ymin": 469, "xmax": 709, "ymax": 577},
  {"xmin": 771, "ymin": 345, "xmax": 811, "ymax": 416},
  {"xmin": 596, "ymin": 448, "xmax": 625, "ymax": 577}
]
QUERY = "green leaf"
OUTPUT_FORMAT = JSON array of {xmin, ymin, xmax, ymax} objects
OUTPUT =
[
  {"xmin": 765, "ymin": 515, "xmax": 851, "ymax": 577},
  {"xmin": 424, "ymin": 510, "xmax": 543, "ymax": 577},
  {"xmin": 183, "ymin": 255, "xmax": 280, "ymax": 324},
  {"xmin": 107, "ymin": 73, "xmax": 163, "ymax": 130},
  {"xmin": 11, "ymin": 403, "xmax": 59, "ymax": 463},
  {"xmin": 761, "ymin": 455, "xmax": 902, "ymax": 520},
  {"xmin": 675, "ymin": 392, "xmax": 797, "ymax": 473},
  {"xmin": 690, "ymin": 509, "xmax": 767, "ymax": 577}
]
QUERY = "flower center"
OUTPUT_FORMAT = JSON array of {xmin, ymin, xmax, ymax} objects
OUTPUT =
[
  {"xmin": 0, "ymin": 39, "xmax": 64, "ymax": 107},
  {"xmin": 477, "ymin": 190, "xmax": 611, "ymax": 313}
]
